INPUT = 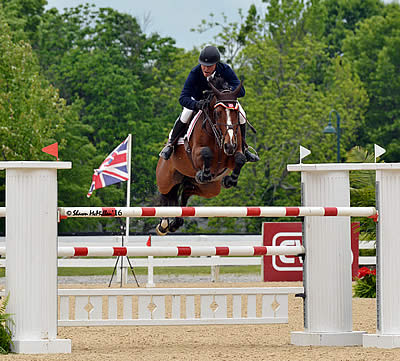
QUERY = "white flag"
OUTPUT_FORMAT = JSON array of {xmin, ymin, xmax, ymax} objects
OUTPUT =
[
  {"xmin": 300, "ymin": 145, "xmax": 311, "ymax": 163},
  {"xmin": 374, "ymin": 144, "xmax": 386, "ymax": 162}
]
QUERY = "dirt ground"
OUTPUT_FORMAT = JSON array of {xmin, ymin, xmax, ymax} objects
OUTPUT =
[{"xmin": 3, "ymin": 281, "xmax": 400, "ymax": 361}]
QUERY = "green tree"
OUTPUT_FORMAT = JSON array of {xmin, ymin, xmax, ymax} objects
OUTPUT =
[
  {"xmin": 0, "ymin": 18, "xmax": 69, "ymax": 160},
  {"xmin": 343, "ymin": 3, "xmax": 400, "ymax": 160},
  {"xmin": 321, "ymin": 0, "xmax": 384, "ymax": 57},
  {"xmin": 346, "ymin": 146, "xmax": 376, "ymax": 240},
  {"xmin": 0, "ymin": 0, "xmax": 46, "ymax": 42},
  {"xmin": 0, "ymin": 14, "xmax": 79, "ymax": 233}
]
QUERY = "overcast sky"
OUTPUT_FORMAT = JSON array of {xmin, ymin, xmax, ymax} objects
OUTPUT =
[{"xmin": 45, "ymin": 0, "xmax": 265, "ymax": 49}]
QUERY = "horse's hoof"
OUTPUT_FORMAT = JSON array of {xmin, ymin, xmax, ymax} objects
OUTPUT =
[
  {"xmin": 156, "ymin": 224, "xmax": 168, "ymax": 236},
  {"xmin": 222, "ymin": 176, "xmax": 237, "ymax": 189},
  {"xmin": 168, "ymin": 218, "xmax": 184, "ymax": 233}
]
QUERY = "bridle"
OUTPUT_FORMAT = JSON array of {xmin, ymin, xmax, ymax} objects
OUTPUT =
[{"xmin": 202, "ymin": 98, "xmax": 240, "ymax": 150}]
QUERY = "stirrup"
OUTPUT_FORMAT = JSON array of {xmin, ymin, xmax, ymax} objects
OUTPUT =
[
  {"xmin": 244, "ymin": 146, "xmax": 259, "ymax": 162},
  {"xmin": 159, "ymin": 143, "xmax": 174, "ymax": 160}
]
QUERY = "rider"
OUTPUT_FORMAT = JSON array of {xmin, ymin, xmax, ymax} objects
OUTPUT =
[{"xmin": 159, "ymin": 45, "xmax": 259, "ymax": 163}]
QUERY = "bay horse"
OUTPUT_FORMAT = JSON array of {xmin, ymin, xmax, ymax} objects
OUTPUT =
[{"xmin": 155, "ymin": 80, "xmax": 247, "ymax": 235}]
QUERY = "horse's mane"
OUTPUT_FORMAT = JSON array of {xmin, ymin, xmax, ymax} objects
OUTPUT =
[{"xmin": 209, "ymin": 76, "xmax": 230, "ymax": 92}]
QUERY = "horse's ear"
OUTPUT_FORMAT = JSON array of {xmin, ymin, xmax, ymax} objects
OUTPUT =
[
  {"xmin": 208, "ymin": 80, "xmax": 223, "ymax": 98},
  {"xmin": 232, "ymin": 80, "xmax": 243, "ymax": 98}
]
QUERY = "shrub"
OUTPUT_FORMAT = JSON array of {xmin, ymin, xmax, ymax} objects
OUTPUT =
[
  {"xmin": 353, "ymin": 267, "xmax": 376, "ymax": 298},
  {"xmin": 0, "ymin": 294, "xmax": 14, "ymax": 354}
]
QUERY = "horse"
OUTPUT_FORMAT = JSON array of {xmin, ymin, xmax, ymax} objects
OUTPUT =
[{"xmin": 155, "ymin": 80, "xmax": 247, "ymax": 235}]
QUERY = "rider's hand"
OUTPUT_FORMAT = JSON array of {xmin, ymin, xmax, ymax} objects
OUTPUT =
[{"xmin": 195, "ymin": 99, "xmax": 207, "ymax": 111}]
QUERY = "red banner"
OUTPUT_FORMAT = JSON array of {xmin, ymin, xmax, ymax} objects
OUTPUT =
[{"xmin": 262, "ymin": 222, "xmax": 359, "ymax": 282}]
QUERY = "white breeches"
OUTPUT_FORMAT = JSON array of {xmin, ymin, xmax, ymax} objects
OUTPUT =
[{"xmin": 180, "ymin": 103, "xmax": 247, "ymax": 125}]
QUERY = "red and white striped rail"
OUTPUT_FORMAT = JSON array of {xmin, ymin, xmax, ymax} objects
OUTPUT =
[
  {"xmin": 58, "ymin": 206, "xmax": 377, "ymax": 219},
  {"xmin": 0, "ymin": 246, "xmax": 304, "ymax": 257}
]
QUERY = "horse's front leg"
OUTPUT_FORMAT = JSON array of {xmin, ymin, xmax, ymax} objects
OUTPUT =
[
  {"xmin": 222, "ymin": 152, "xmax": 246, "ymax": 188},
  {"xmin": 195, "ymin": 147, "xmax": 213, "ymax": 184}
]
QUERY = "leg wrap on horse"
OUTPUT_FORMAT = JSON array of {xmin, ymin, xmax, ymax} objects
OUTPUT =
[
  {"xmin": 195, "ymin": 147, "xmax": 213, "ymax": 184},
  {"xmin": 222, "ymin": 152, "xmax": 246, "ymax": 189}
]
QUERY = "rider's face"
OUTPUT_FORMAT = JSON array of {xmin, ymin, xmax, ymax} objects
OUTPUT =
[{"xmin": 201, "ymin": 64, "xmax": 216, "ymax": 78}]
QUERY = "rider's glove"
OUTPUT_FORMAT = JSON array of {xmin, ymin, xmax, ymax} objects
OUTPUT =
[{"xmin": 195, "ymin": 99, "xmax": 207, "ymax": 111}]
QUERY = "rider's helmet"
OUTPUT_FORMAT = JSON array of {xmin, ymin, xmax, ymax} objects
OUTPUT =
[{"xmin": 198, "ymin": 46, "xmax": 221, "ymax": 66}]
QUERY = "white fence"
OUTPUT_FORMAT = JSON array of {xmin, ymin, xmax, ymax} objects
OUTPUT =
[{"xmin": 57, "ymin": 287, "xmax": 303, "ymax": 326}]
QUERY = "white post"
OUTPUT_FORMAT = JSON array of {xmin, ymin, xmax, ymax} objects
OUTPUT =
[
  {"xmin": 211, "ymin": 256, "xmax": 220, "ymax": 282},
  {"xmin": 364, "ymin": 165, "xmax": 400, "ymax": 348},
  {"xmin": 0, "ymin": 161, "xmax": 71, "ymax": 354},
  {"xmin": 146, "ymin": 256, "xmax": 155, "ymax": 287},
  {"xmin": 288, "ymin": 164, "xmax": 365, "ymax": 346}
]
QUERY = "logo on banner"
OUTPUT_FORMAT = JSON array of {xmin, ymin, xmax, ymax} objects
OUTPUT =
[
  {"xmin": 263, "ymin": 222, "xmax": 359, "ymax": 282},
  {"xmin": 272, "ymin": 232, "xmax": 303, "ymax": 271}
]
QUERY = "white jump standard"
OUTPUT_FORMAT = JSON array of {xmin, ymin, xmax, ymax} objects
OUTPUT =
[{"xmin": 0, "ymin": 161, "xmax": 72, "ymax": 354}]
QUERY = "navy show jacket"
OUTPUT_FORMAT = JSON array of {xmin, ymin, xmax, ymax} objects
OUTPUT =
[{"xmin": 179, "ymin": 63, "xmax": 245, "ymax": 110}]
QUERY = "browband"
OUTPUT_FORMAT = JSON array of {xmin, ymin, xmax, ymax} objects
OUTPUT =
[{"xmin": 214, "ymin": 101, "xmax": 239, "ymax": 110}]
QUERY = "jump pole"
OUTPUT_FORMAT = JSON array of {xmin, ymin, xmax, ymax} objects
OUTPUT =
[
  {"xmin": 0, "ymin": 161, "xmax": 72, "ymax": 354},
  {"xmin": 58, "ymin": 206, "xmax": 376, "ymax": 218},
  {"xmin": 0, "ymin": 245, "xmax": 305, "ymax": 257}
]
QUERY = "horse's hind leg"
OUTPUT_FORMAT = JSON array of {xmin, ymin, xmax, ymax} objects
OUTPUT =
[
  {"xmin": 168, "ymin": 181, "xmax": 194, "ymax": 233},
  {"xmin": 156, "ymin": 193, "xmax": 170, "ymax": 236},
  {"xmin": 222, "ymin": 152, "xmax": 246, "ymax": 188}
]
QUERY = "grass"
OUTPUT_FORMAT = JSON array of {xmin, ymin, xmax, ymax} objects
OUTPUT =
[
  {"xmin": 359, "ymin": 249, "xmax": 375, "ymax": 257},
  {"xmin": 0, "ymin": 265, "xmax": 260, "ymax": 278}
]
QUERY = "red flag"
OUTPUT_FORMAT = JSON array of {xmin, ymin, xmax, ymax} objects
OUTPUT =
[
  {"xmin": 146, "ymin": 235, "xmax": 151, "ymax": 247},
  {"xmin": 42, "ymin": 142, "xmax": 58, "ymax": 160}
]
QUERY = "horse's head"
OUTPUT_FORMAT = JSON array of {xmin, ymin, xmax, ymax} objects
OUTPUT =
[{"xmin": 208, "ymin": 80, "xmax": 243, "ymax": 156}]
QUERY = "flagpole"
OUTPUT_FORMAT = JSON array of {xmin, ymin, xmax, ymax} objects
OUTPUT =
[
  {"xmin": 126, "ymin": 134, "xmax": 132, "ymax": 238},
  {"xmin": 120, "ymin": 134, "xmax": 132, "ymax": 286}
]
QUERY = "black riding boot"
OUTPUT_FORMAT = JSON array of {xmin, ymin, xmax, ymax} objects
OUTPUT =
[
  {"xmin": 240, "ymin": 124, "xmax": 259, "ymax": 162},
  {"xmin": 159, "ymin": 118, "xmax": 187, "ymax": 160}
]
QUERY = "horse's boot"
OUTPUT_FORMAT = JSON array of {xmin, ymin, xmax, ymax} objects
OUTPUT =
[
  {"xmin": 240, "ymin": 124, "xmax": 259, "ymax": 162},
  {"xmin": 159, "ymin": 118, "xmax": 186, "ymax": 160}
]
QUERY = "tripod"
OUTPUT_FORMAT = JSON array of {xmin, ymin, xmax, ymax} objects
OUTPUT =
[{"xmin": 108, "ymin": 224, "xmax": 139, "ymax": 287}]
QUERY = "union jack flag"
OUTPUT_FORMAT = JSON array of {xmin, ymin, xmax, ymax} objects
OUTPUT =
[{"xmin": 87, "ymin": 136, "xmax": 130, "ymax": 197}]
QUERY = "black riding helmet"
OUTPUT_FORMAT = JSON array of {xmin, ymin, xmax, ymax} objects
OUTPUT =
[{"xmin": 198, "ymin": 46, "xmax": 221, "ymax": 66}]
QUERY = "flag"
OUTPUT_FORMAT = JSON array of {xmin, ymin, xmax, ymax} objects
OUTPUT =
[
  {"xmin": 87, "ymin": 136, "xmax": 130, "ymax": 197},
  {"xmin": 42, "ymin": 142, "xmax": 58, "ymax": 160},
  {"xmin": 374, "ymin": 144, "xmax": 386, "ymax": 162},
  {"xmin": 146, "ymin": 235, "xmax": 152, "ymax": 247},
  {"xmin": 299, "ymin": 145, "xmax": 311, "ymax": 163}
]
